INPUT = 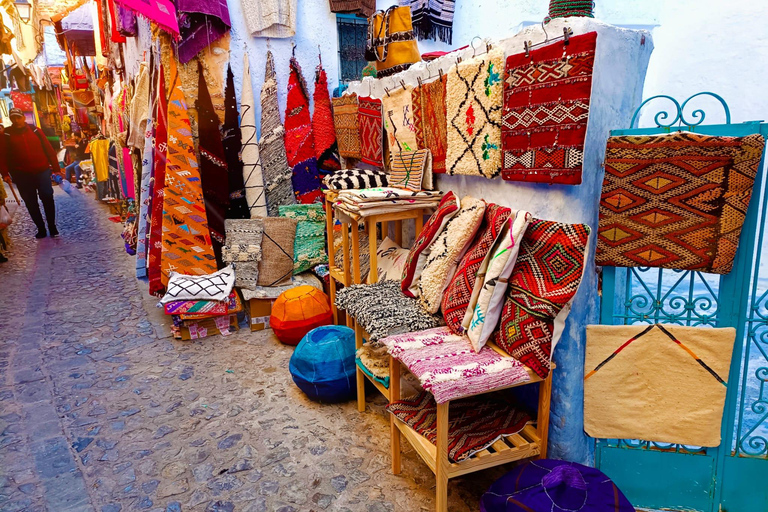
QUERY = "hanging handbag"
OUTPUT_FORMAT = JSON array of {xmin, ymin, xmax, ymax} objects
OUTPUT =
[{"xmin": 366, "ymin": 6, "xmax": 421, "ymax": 78}]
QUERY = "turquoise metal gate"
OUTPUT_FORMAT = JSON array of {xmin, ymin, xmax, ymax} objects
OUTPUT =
[{"xmin": 596, "ymin": 94, "xmax": 768, "ymax": 512}]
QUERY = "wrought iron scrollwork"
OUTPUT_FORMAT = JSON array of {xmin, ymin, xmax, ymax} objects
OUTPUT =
[{"xmin": 628, "ymin": 92, "xmax": 732, "ymax": 130}]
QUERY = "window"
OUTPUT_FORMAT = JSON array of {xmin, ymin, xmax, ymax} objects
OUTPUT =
[{"xmin": 336, "ymin": 14, "xmax": 368, "ymax": 88}]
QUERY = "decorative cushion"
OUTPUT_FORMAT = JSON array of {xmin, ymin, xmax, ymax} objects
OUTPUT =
[
  {"xmin": 290, "ymin": 325, "xmax": 356, "ymax": 402},
  {"xmin": 356, "ymin": 343, "xmax": 390, "ymax": 387},
  {"xmin": 465, "ymin": 210, "xmax": 532, "ymax": 351},
  {"xmin": 323, "ymin": 168, "xmax": 388, "ymax": 190},
  {"xmin": 257, "ymin": 217, "xmax": 298, "ymax": 287},
  {"xmin": 373, "ymin": 237, "xmax": 410, "ymax": 282},
  {"xmin": 386, "ymin": 390, "xmax": 531, "ymax": 463},
  {"xmin": 358, "ymin": 96, "xmax": 384, "ymax": 167},
  {"xmin": 401, "ymin": 191, "xmax": 460, "ymax": 298},
  {"xmin": 279, "ymin": 204, "xmax": 327, "ymax": 274},
  {"xmin": 418, "ymin": 196, "xmax": 486, "ymax": 314},
  {"xmin": 159, "ymin": 265, "xmax": 236, "ymax": 304},
  {"xmin": 270, "ymin": 285, "xmax": 333, "ymax": 345},
  {"xmin": 223, "ymin": 219, "xmax": 264, "ymax": 291},
  {"xmin": 335, "ymin": 280, "xmax": 443, "ymax": 341},
  {"xmin": 388, "ymin": 149, "xmax": 432, "ymax": 191},
  {"xmin": 332, "ymin": 93, "xmax": 361, "ymax": 160},
  {"xmin": 494, "ymin": 219, "xmax": 591, "ymax": 378},
  {"xmin": 441, "ymin": 203, "xmax": 510, "ymax": 334},
  {"xmin": 480, "ymin": 459, "xmax": 635, "ymax": 512},
  {"xmin": 163, "ymin": 290, "xmax": 235, "ymax": 316}
]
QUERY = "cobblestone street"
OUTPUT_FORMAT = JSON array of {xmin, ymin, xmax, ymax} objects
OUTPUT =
[{"xmin": 0, "ymin": 189, "xmax": 501, "ymax": 512}]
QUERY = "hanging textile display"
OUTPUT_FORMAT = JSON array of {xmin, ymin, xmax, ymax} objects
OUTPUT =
[
  {"xmin": 259, "ymin": 51, "xmax": 296, "ymax": 216},
  {"xmin": 127, "ymin": 62, "xmax": 150, "ymax": 149},
  {"xmin": 136, "ymin": 78, "xmax": 155, "ymax": 279},
  {"xmin": 412, "ymin": 75, "xmax": 448, "ymax": 174},
  {"xmin": 148, "ymin": 66, "xmax": 169, "ymax": 295},
  {"xmin": 494, "ymin": 219, "xmax": 590, "ymax": 378},
  {"xmin": 382, "ymin": 86, "xmax": 418, "ymax": 153},
  {"xmin": 241, "ymin": 0, "xmax": 297, "ymax": 38},
  {"xmin": 196, "ymin": 61, "xmax": 230, "ymax": 267},
  {"xmin": 596, "ymin": 132, "xmax": 765, "ymax": 274},
  {"xmin": 312, "ymin": 63, "xmax": 340, "ymax": 174},
  {"xmin": 332, "ymin": 93, "xmax": 362, "ymax": 160},
  {"xmin": 159, "ymin": 55, "xmax": 217, "ymax": 286},
  {"xmin": 445, "ymin": 48, "xmax": 504, "ymax": 178},
  {"xmin": 501, "ymin": 32, "xmax": 597, "ymax": 185},
  {"xmin": 222, "ymin": 65, "xmax": 250, "ymax": 220},
  {"xmin": 357, "ymin": 96, "xmax": 384, "ymax": 167},
  {"xmin": 108, "ymin": 142, "xmax": 123, "ymax": 198},
  {"xmin": 284, "ymin": 57, "xmax": 323, "ymax": 204},
  {"xmin": 89, "ymin": 138, "xmax": 111, "ymax": 199},
  {"xmin": 123, "ymin": 148, "xmax": 136, "ymax": 199},
  {"xmin": 114, "ymin": 0, "xmax": 179, "ymax": 37},
  {"xmin": 175, "ymin": 0, "xmax": 231, "ymax": 64},
  {"xmin": 239, "ymin": 55, "xmax": 268, "ymax": 218},
  {"xmin": 329, "ymin": 0, "xmax": 374, "ymax": 16},
  {"xmin": 367, "ymin": 6, "xmax": 421, "ymax": 78},
  {"xmin": 401, "ymin": 0, "xmax": 455, "ymax": 44},
  {"xmin": 584, "ymin": 324, "xmax": 735, "ymax": 447}
]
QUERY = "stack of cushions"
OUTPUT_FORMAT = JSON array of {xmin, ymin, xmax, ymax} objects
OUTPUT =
[
  {"xmin": 279, "ymin": 204, "xmax": 328, "ymax": 274},
  {"xmin": 480, "ymin": 459, "xmax": 635, "ymax": 512},
  {"xmin": 334, "ymin": 187, "xmax": 443, "ymax": 221},
  {"xmin": 418, "ymin": 196, "xmax": 485, "ymax": 313},
  {"xmin": 323, "ymin": 168, "xmax": 387, "ymax": 190},
  {"xmin": 258, "ymin": 217, "xmax": 298, "ymax": 287},
  {"xmin": 441, "ymin": 203, "xmax": 511, "ymax": 334},
  {"xmin": 289, "ymin": 325, "xmax": 357, "ymax": 402},
  {"xmin": 270, "ymin": 285, "xmax": 333, "ymax": 345},
  {"xmin": 222, "ymin": 219, "xmax": 264, "ymax": 291},
  {"xmin": 401, "ymin": 191, "xmax": 460, "ymax": 297}
]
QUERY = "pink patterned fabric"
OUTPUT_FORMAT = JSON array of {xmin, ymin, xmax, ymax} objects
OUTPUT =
[
  {"xmin": 114, "ymin": 0, "xmax": 179, "ymax": 36},
  {"xmin": 382, "ymin": 326, "xmax": 530, "ymax": 403}
]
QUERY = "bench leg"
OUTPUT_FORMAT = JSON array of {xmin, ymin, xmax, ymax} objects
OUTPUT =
[
  {"xmin": 435, "ymin": 401, "xmax": 449, "ymax": 512},
  {"xmin": 537, "ymin": 374, "xmax": 552, "ymax": 459},
  {"xmin": 355, "ymin": 322, "xmax": 366, "ymax": 413},
  {"xmin": 390, "ymin": 356, "xmax": 402, "ymax": 474}
]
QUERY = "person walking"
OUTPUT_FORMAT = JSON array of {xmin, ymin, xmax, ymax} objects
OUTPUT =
[{"xmin": 2, "ymin": 108, "xmax": 61, "ymax": 238}]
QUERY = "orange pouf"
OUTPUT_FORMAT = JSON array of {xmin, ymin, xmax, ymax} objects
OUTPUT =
[{"xmin": 270, "ymin": 286, "xmax": 333, "ymax": 345}]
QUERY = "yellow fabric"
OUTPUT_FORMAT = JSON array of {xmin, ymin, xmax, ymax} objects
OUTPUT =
[
  {"xmin": 88, "ymin": 139, "xmax": 110, "ymax": 181},
  {"xmin": 584, "ymin": 324, "xmax": 736, "ymax": 447},
  {"xmin": 371, "ymin": 7, "xmax": 420, "ymax": 76}
]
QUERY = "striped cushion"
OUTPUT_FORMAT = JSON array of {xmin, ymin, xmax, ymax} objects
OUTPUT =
[
  {"xmin": 323, "ymin": 169, "xmax": 388, "ymax": 190},
  {"xmin": 389, "ymin": 149, "xmax": 432, "ymax": 192}
]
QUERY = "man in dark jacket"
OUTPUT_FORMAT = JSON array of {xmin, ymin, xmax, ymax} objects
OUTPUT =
[{"xmin": 3, "ymin": 108, "xmax": 61, "ymax": 238}]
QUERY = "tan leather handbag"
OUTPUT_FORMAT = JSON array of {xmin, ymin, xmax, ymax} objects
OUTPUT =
[{"xmin": 367, "ymin": 6, "xmax": 421, "ymax": 78}]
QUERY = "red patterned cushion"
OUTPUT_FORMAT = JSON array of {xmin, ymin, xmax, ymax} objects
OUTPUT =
[
  {"xmin": 401, "ymin": 191, "xmax": 460, "ymax": 297},
  {"xmin": 494, "ymin": 219, "xmax": 590, "ymax": 378},
  {"xmin": 441, "ymin": 204, "xmax": 511, "ymax": 334}
]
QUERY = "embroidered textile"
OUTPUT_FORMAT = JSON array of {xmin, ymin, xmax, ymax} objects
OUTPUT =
[
  {"xmin": 323, "ymin": 169, "xmax": 388, "ymax": 190},
  {"xmin": 399, "ymin": 0, "xmax": 455, "ymax": 44},
  {"xmin": 136, "ymin": 82, "xmax": 155, "ymax": 279},
  {"xmin": 223, "ymin": 218, "xmax": 263, "ymax": 290},
  {"xmin": 446, "ymin": 48, "xmax": 504, "ymax": 178},
  {"xmin": 160, "ymin": 265, "xmax": 235, "ymax": 304},
  {"xmin": 597, "ymin": 132, "xmax": 765, "ymax": 274},
  {"xmin": 332, "ymin": 94, "xmax": 362, "ymax": 160},
  {"xmin": 148, "ymin": 67, "xmax": 168, "ymax": 296},
  {"xmin": 197, "ymin": 62, "xmax": 229, "ymax": 267},
  {"xmin": 383, "ymin": 326, "xmax": 530, "ymax": 403},
  {"xmin": 285, "ymin": 57, "xmax": 322, "ymax": 204},
  {"xmin": 337, "ymin": 187, "xmax": 442, "ymax": 203},
  {"xmin": 494, "ymin": 219, "xmax": 590, "ymax": 378},
  {"xmin": 387, "ymin": 390, "xmax": 531, "ymax": 462},
  {"xmin": 419, "ymin": 197, "xmax": 485, "ymax": 313},
  {"xmin": 374, "ymin": 237, "xmax": 410, "ymax": 281},
  {"xmin": 176, "ymin": 0, "xmax": 231, "ymax": 64},
  {"xmin": 412, "ymin": 75, "xmax": 448, "ymax": 174},
  {"xmin": 442, "ymin": 204, "xmax": 510, "ymax": 334},
  {"xmin": 241, "ymin": 271, "xmax": 323, "ymax": 301},
  {"xmin": 401, "ymin": 191, "xmax": 460, "ymax": 298},
  {"xmin": 241, "ymin": 55, "xmax": 268, "ymax": 218},
  {"xmin": 389, "ymin": 149, "xmax": 432, "ymax": 191},
  {"xmin": 358, "ymin": 96, "xmax": 384, "ymax": 167},
  {"xmin": 113, "ymin": 0, "xmax": 179, "ymax": 36},
  {"xmin": 223, "ymin": 65, "xmax": 250, "ymax": 219},
  {"xmin": 159, "ymin": 56, "xmax": 217, "ymax": 286},
  {"xmin": 465, "ymin": 210, "xmax": 532, "ymax": 351},
  {"xmin": 280, "ymin": 204, "xmax": 327, "ymax": 274},
  {"xmin": 382, "ymin": 87, "xmax": 418, "ymax": 153},
  {"xmin": 163, "ymin": 290, "xmax": 235, "ymax": 316},
  {"xmin": 260, "ymin": 51, "xmax": 296, "ymax": 216},
  {"xmin": 336, "ymin": 280, "xmax": 443, "ymax": 341},
  {"xmin": 584, "ymin": 324, "xmax": 735, "ymax": 447},
  {"xmin": 257, "ymin": 217, "xmax": 298, "ymax": 286},
  {"xmin": 312, "ymin": 66, "xmax": 340, "ymax": 173},
  {"xmin": 501, "ymin": 32, "xmax": 597, "ymax": 185}
]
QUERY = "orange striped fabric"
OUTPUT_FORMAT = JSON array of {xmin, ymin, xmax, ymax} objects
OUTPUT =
[{"xmin": 388, "ymin": 149, "xmax": 432, "ymax": 192}]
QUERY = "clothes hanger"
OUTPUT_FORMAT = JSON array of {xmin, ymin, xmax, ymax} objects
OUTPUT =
[{"xmin": 524, "ymin": 24, "xmax": 573, "ymax": 58}]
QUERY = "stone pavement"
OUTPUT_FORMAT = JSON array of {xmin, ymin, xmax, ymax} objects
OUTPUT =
[{"xmin": 0, "ymin": 188, "xmax": 508, "ymax": 512}]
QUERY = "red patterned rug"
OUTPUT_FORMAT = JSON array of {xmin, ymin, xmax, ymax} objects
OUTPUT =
[
  {"xmin": 412, "ymin": 76, "xmax": 448, "ymax": 174},
  {"xmin": 357, "ymin": 96, "xmax": 384, "ymax": 167}
]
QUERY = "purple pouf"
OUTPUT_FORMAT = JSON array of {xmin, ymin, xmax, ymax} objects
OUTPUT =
[{"xmin": 480, "ymin": 459, "xmax": 635, "ymax": 512}]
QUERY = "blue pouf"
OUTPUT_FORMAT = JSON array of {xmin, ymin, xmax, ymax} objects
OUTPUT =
[{"xmin": 289, "ymin": 325, "xmax": 356, "ymax": 403}]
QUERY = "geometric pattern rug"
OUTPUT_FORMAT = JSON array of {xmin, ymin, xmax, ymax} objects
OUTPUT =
[
  {"xmin": 501, "ymin": 32, "xmax": 597, "ymax": 185},
  {"xmin": 597, "ymin": 131, "xmax": 765, "ymax": 274}
]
